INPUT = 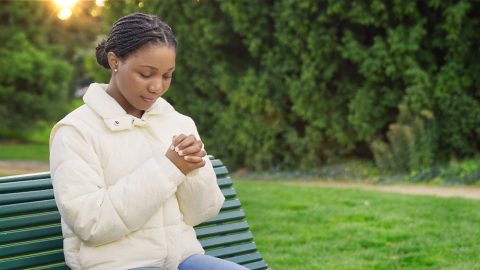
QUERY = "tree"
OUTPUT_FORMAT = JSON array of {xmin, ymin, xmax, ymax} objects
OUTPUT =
[
  {"xmin": 0, "ymin": 1, "xmax": 73, "ymax": 138},
  {"xmin": 96, "ymin": 0, "xmax": 480, "ymax": 171}
]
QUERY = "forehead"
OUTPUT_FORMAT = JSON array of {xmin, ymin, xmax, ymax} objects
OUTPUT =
[{"xmin": 124, "ymin": 43, "xmax": 176, "ymax": 69}]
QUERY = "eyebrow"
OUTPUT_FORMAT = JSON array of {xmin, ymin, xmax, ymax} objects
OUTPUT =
[{"xmin": 140, "ymin": 65, "xmax": 175, "ymax": 71}]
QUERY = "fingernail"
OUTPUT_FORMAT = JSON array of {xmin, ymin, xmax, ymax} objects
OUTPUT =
[
  {"xmin": 170, "ymin": 145, "xmax": 174, "ymax": 151},
  {"xmin": 183, "ymin": 156, "xmax": 188, "ymax": 160},
  {"xmin": 178, "ymin": 151, "xmax": 183, "ymax": 156},
  {"xmin": 175, "ymin": 147, "xmax": 179, "ymax": 152}
]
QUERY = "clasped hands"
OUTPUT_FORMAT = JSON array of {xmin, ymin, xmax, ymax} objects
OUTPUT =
[{"xmin": 165, "ymin": 134, "xmax": 206, "ymax": 175}]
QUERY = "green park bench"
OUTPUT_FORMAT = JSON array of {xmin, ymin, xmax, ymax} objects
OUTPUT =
[{"xmin": 0, "ymin": 157, "xmax": 269, "ymax": 270}]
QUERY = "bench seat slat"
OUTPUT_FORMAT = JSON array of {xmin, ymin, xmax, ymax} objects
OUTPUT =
[
  {"xmin": 0, "ymin": 189, "xmax": 54, "ymax": 205},
  {"xmin": 200, "ymin": 231, "xmax": 253, "ymax": 249},
  {"xmin": 198, "ymin": 210, "xmax": 245, "ymax": 226},
  {"xmin": 242, "ymin": 259, "xmax": 269, "ymax": 270},
  {"xmin": 0, "ymin": 199, "xmax": 57, "ymax": 216},
  {"xmin": 29, "ymin": 262, "xmax": 69, "ymax": 270},
  {"xmin": 0, "ymin": 225, "xmax": 62, "ymax": 244},
  {"xmin": 0, "ymin": 237, "xmax": 63, "ymax": 259},
  {"xmin": 195, "ymin": 221, "xmax": 249, "ymax": 238},
  {"xmin": 210, "ymin": 159, "xmax": 223, "ymax": 167},
  {"xmin": 0, "ymin": 179, "xmax": 52, "ymax": 194},
  {"xmin": 0, "ymin": 250, "xmax": 64, "ymax": 270},
  {"xmin": 226, "ymin": 252, "xmax": 264, "ymax": 265},
  {"xmin": 220, "ymin": 199, "xmax": 241, "ymax": 211},
  {"xmin": 0, "ymin": 172, "xmax": 50, "ymax": 184},
  {"xmin": 205, "ymin": 242, "xmax": 258, "ymax": 258},
  {"xmin": 213, "ymin": 166, "xmax": 229, "ymax": 176},
  {"xmin": 221, "ymin": 187, "xmax": 237, "ymax": 198},
  {"xmin": 217, "ymin": 177, "xmax": 233, "ymax": 188},
  {"xmin": 0, "ymin": 212, "xmax": 61, "ymax": 231}
]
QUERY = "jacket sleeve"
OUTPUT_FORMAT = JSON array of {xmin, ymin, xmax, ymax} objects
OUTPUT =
[
  {"xmin": 49, "ymin": 122, "xmax": 185, "ymax": 247},
  {"xmin": 175, "ymin": 120, "xmax": 225, "ymax": 226}
]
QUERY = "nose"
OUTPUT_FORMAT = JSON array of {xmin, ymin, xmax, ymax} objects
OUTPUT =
[{"xmin": 148, "ymin": 79, "xmax": 163, "ymax": 93}]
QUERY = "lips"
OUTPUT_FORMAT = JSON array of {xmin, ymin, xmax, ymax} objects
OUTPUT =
[{"xmin": 141, "ymin": 96, "xmax": 156, "ymax": 104}]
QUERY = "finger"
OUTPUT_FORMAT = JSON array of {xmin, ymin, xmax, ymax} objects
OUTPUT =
[
  {"xmin": 173, "ymin": 134, "xmax": 188, "ymax": 146},
  {"xmin": 178, "ymin": 140, "xmax": 204, "ymax": 156},
  {"xmin": 170, "ymin": 135, "xmax": 178, "ymax": 150},
  {"xmin": 183, "ymin": 155, "xmax": 204, "ymax": 163},
  {"xmin": 178, "ymin": 144, "xmax": 201, "ymax": 156},
  {"xmin": 172, "ymin": 134, "xmax": 189, "ymax": 152},
  {"xmin": 175, "ymin": 135, "xmax": 197, "ymax": 152}
]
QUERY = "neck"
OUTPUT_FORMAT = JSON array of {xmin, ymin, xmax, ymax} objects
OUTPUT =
[{"xmin": 106, "ymin": 84, "xmax": 143, "ymax": 118}]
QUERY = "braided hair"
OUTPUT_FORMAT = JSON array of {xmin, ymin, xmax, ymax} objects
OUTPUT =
[{"xmin": 95, "ymin": 12, "xmax": 177, "ymax": 69}]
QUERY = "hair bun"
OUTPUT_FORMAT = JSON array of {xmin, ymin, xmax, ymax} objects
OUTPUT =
[{"xmin": 95, "ymin": 40, "xmax": 110, "ymax": 69}]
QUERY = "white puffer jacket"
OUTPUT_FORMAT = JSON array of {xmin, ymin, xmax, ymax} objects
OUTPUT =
[{"xmin": 49, "ymin": 83, "xmax": 225, "ymax": 270}]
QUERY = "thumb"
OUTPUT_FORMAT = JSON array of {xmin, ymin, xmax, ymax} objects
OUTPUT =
[{"xmin": 170, "ymin": 135, "xmax": 177, "ymax": 150}]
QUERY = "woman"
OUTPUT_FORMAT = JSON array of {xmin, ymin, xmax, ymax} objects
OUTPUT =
[{"xmin": 50, "ymin": 12, "xmax": 247, "ymax": 270}]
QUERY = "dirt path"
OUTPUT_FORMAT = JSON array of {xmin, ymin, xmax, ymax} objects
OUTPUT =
[
  {"xmin": 287, "ymin": 180, "xmax": 480, "ymax": 200},
  {"xmin": 0, "ymin": 160, "xmax": 49, "ymax": 175}
]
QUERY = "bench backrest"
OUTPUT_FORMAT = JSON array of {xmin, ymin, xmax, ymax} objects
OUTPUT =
[{"xmin": 0, "ymin": 157, "xmax": 268, "ymax": 270}]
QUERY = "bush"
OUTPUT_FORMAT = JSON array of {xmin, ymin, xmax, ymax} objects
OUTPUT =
[
  {"xmin": 0, "ymin": 32, "xmax": 72, "ymax": 137},
  {"xmin": 0, "ymin": 1, "xmax": 74, "ymax": 140},
  {"xmin": 371, "ymin": 104, "xmax": 435, "ymax": 173},
  {"xmin": 101, "ymin": 1, "xmax": 479, "ymax": 171}
]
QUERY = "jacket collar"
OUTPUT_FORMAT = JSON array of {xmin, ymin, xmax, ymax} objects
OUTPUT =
[{"xmin": 83, "ymin": 83, "xmax": 173, "ymax": 131}]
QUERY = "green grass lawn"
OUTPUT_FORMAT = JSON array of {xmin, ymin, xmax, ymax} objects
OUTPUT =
[
  {"xmin": 0, "ymin": 142, "xmax": 49, "ymax": 161},
  {"xmin": 235, "ymin": 180, "xmax": 480, "ymax": 270}
]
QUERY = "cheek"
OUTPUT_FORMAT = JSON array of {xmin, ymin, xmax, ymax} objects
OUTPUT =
[
  {"xmin": 118, "ymin": 74, "xmax": 143, "ymax": 94},
  {"xmin": 163, "ymin": 80, "xmax": 172, "ymax": 90}
]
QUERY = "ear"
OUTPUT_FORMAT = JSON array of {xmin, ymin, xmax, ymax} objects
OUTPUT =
[{"xmin": 107, "ymin": 52, "xmax": 119, "ymax": 70}]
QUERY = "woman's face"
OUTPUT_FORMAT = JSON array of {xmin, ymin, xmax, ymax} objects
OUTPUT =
[{"xmin": 108, "ymin": 43, "xmax": 176, "ymax": 117}]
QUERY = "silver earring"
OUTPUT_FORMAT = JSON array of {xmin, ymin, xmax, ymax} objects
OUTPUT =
[{"xmin": 114, "ymin": 68, "xmax": 118, "ymax": 73}]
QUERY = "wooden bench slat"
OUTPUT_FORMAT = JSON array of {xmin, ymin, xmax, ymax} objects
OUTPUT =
[
  {"xmin": 0, "ymin": 212, "xmax": 61, "ymax": 231},
  {"xmin": 200, "ymin": 231, "xmax": 253, "ymax": 249},
  {"xmin": 0, "ymin": 179, "xmax": 52, "ymax": 194},
  {"xmin": 0, "ymin": 172, "xmax": 50, "ymax": 184},
  {"xmin": 213, "ymin": 166, "xmax": 229, "ymax": 176},
  {"xmin": 221, "ymin": 187, "xmax": 237, "ymax": 198},
  {"xmin": 217, "ymin": 177, "xmax": 233, "ymax": 188},
  {"xmin": 242, "ymin": 259, "xmax": 269, "ymax": 270},
  {"xmin": 29, "ymin": 262, "xmax": 69, "ymax": 270},
  {"xmin": 226, "ymin": 252, "xmax": 264, "ymax": 265},
  {"xmin": 198, "ymin": 210, "xmax": 245, "ymax": 226},
  {"xmin": 0, "ymin": 189, "xmax": 54, "ymax": 205},
  {"xmin": 195, "ymin": 221, "xmax": 249, "ymax": 238},
  {"xmin": 0, "ymin": 225, "xmax": 62, "ymax": 244},
  {"xmin": 210, "ymin": 159, "xmax": 223, "ymax": 167},
  {"xmin": 220, "ymin": 199, "xmax": 241, "ymax": 211},
  {"xmin": 0, "ymin": 237, "xmax": 63, "ymax": 259},
  {"xmin": 0, "ymin": 250, "xmax": 64, "ymax": 270},
  {"xmin": 206, "ymin": 242, "xmax": 258, "ymax": 258},
  {"xmin": 0, "ymin": 199, "xmax": 57, "ymax": 216}
]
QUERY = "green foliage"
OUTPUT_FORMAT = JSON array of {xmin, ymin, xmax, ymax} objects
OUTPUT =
[
  {"xmin": 406, "ymin": 158, "xmax": 480, "ymax": 185},
  {"xmin": 0, "ymin": 32, "xmax": 72, "ymax": 136},
  {"xmin": 371, "ymin": 104, "xmax": 435, "ymax": 173},
  {"xmin": 101, "ymin": 1, "xmax": 479, "ymax": 170},
  {"xmin": 437, "ymin": 158, "xmax": 480, "ymax": 185},
  {"xmin": 0, "ymin": 1, "xmax": 74, "ymax": 139}
]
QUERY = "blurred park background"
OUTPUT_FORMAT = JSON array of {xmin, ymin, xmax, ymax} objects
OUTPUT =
[{"xmin": 1, "ymin": 0, "xmax": 480, "ymax": 269}]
